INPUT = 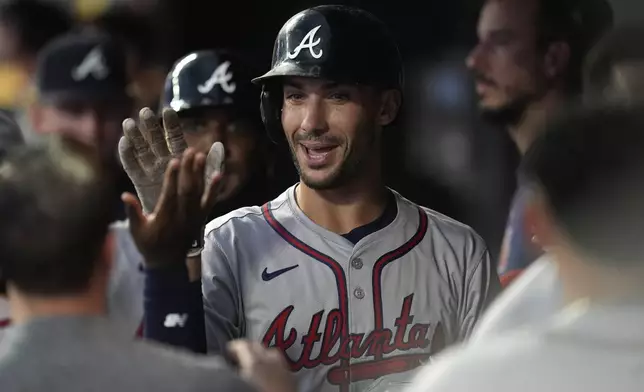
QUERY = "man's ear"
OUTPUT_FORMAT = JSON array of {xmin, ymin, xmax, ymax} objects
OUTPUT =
[
  {"xmin": 525, "ymin": 193, "xmax": 557, "ymax": 251},
  {"xmin": 543, "ymin": 41, "xmax": 571, "ymax": 80},
  {"xmin": 377, "ymin": 89, "xmax": 402, "ymax": 127}
]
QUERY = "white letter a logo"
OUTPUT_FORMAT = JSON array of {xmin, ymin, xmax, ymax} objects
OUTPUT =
[
  {"xmin": 197, "ymin": 61, "xmax": 236, "ymax": 94},
  {"xmin": 287, "ymin": 25, "xmax": 323, "ymax": 59}
]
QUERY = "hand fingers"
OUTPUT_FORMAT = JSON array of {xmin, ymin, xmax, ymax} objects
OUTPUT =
[
  {"xmin": 265, "ymin": 347, "xmax": 289, "ymax": 366},
  {"xmin": 201, "ymin": 171, "xmax": 224, "ymax": 211},
  {"xmin": 122, "ymin": 118, "xmax": 148, "ymax": 155},
  {"xmin": 205, "ymin": 141, "xmax": 226, "ymax": 181},
  {"xmin": 227, "ymin": 340, "xmax": 257, "ymax": 372},
  {"xmin": 162, "ymin": 108, "xmax": 188, "ymax": 157},
  {"xmin": 122, "ymin": 192, "xmax": 145, "ymax": 234},
  {"xmin": 193, "ymin": 152, "xmax": 206, "ymax": 200},
  {"xmin": 139, "ymin": 107, "xmax": 170, "ymax": 159},
  {"xmin": 154, "ymin": 158, "xmax": 180, "ymax": 215},
  {"xmin": 118, "ymin": 136, "xmax": 144, "ymax": 178},
  {"xmin": 123, "ymin": 118, "xmax": 156, "ymax": 173}
]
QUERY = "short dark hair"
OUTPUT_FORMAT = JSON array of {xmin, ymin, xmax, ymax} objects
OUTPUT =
[
  {"xmin": 0, "ymin": 137, "xmax": 116, "ymax": 295},
  {"xmin": 0, "ymin": 0, "xmax": 72, "ymax": 57},
  {"xmin": 534, "ymin": 0, "xmax": 613, "ymax": 94},
  {"xmin": 521, "ymin": 105, "xmax": 644, "ymax": 266},
  {"xmin": 583, "ymin": 24, "xmax": 644, "ymax": 101}
]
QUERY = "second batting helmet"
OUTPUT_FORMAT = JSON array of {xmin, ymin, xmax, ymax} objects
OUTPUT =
[
  {"xmin": 252, "ymin": 5, "xmax": 403, "ymax": 142},
  {"xmin": 162, "ymin": 49, "xmax": 257, "ymax": 116}
]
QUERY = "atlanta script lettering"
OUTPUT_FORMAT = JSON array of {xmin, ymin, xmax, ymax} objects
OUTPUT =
[{"xmin": 262, "ymin": 294, "xmax": 437, "ymax": 382}]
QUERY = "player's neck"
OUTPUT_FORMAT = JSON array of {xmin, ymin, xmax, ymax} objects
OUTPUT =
[
  {"xmin": 509, "ymin": 89, "xmax": 566, "ymax": 155},
  {"xmin": 7, "ymin": 281, "xmax": 107, "ymax": 325},
  {"xmin": 296, "ymin": 172, "xmax": 389, "ymax": 235}
]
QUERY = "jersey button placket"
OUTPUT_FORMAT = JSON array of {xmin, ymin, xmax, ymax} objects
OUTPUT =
[{"xmin": 347, "ymin": 253, "xmax": 369, "ymax": 390}]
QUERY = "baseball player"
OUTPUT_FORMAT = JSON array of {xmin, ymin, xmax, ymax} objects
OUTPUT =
[
  {"xmin": 159, "ymin": 49, "xmax": 283, "ymax": 214},
  {"xmin": 122, "ymin": 5, "xmax": 500, "ymax": 392},
  {"xmin": 462, "ymin": 22, "xmax": 644, "ymax": 346},
  {"xmin": 467, "ymin": 0, "xmax": 613, "ymax": 287},
  {"xmin": 111, "ymin": 49, "xmax": 282, "ymax": 338}
]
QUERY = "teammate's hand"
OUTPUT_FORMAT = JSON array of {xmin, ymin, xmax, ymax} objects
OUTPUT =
[
  {"xmin": 119, "ymin": 107, "xmax": 191, "ymax": 214},
  {"xmin": 119, "ymin": 108, "xmax": 225, "ymax": 267},
  {"xmin": 227, "ymin": 340, "xmax": 297, "ymax": 392}
]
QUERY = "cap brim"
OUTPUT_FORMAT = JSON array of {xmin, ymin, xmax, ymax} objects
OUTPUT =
[{"xmin": 251, "ymin": 62, "xmax": 324, "ymax": 85}]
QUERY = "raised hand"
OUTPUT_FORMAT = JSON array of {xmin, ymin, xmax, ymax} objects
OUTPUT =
[
  {"xmin": 118, "ymin": 107, "xmax": 225, "ymax": 267},
  {"xmin": 119, "ymin": 107, "xmax": 187, "ymax": 214}
]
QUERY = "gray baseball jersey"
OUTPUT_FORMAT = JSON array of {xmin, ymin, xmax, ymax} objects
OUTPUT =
[{"xmin": 202, "ymin": 185, "xmax": 499, "ymax": 392}]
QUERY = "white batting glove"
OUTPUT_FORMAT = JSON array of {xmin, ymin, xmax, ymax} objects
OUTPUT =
[{"xmin": 118, "ymin": 107, "xmax": 225, "ymax": 215}]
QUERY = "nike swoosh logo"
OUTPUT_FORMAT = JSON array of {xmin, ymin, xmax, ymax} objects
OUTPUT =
[{"xmin": 262, "ymin": 265, "xmax": 299, "ymax": 281}]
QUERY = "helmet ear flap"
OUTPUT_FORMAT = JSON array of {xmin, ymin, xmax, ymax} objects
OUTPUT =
[{"xmin": 260, "ymin": 86, "xmax": 285, "ymax": 144}]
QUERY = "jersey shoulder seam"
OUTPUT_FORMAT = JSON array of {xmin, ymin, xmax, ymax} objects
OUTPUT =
[{"xmin": 205, "ymin": 198, "xmax": 289, "ymax": 237}]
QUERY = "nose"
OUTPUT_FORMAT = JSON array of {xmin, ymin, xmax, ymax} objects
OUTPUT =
[
  {"xmin": 301, "ymin": 97, "xmax": 328, "ymax": 135},
  {"xmin": 465, "ymin": 43, "xmax": 484, "ymax": 71}
]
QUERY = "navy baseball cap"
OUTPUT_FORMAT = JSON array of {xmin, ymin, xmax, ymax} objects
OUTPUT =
[{"xmin": 35, "ymin": 33, "xmax": 129, "ymax": 104}]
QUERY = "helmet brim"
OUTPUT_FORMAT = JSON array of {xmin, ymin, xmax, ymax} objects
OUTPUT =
[{"xmin": 251, "ymin": 62, "xmax": 325, "ymax": 85}]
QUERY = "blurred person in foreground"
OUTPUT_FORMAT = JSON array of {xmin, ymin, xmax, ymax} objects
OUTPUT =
[
  {"xmin": 0, "ymin": 112, "xmax": 23, "ymax": 333},
  {"xmin": 0, "ymin": 111, "xmax": 23, "ymax": 160},
  {"xmin": 28, "ymin": 31, "xmax": 136, "ymax": 219},
  {"xmin": 0, "ymin": 136, "xmax": 269, "ymax": 392},
  {"xmin": 13, "ymin": 32, "xmax": 142, "ymax": 336},
  {"xmin": 0, "ymin": 0, "xmax": 72, "ymax": 141},
  {"xmin": 467, "ymin": 23, "xmax": 644, "ymax": 344},
  {"xmin": 466, "ymin": 0, "xmax": 613, "ymax": 286},
  {"xmin": 29, "ymin": 32, "xmax": 131, "ymax": 148},
  {"xmin": 406, "ymin": 105, "xmax": 644, "ymax": 392}
]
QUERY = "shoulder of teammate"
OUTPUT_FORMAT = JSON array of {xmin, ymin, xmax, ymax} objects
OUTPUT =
[
  {"xmin": 469, "ymin": 255, "xmax": 561, "ymax": 343},
  {"xmin": 406, "ymin": 328, "xmax": 540, "ymax": 392}
]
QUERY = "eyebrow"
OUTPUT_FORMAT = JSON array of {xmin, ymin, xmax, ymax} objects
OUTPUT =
[{"xmin": 283, "ymin": 81, "xmax": 342, "ymax": 90}]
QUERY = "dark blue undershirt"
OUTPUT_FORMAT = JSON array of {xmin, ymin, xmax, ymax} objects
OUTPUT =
[
  {"xmin": 341, "ymin": 191, "xmax": 397, "ymax": 244},
  {"xmin": 143, "ymin": 191, "xmax": 397, "ymax": 353}
]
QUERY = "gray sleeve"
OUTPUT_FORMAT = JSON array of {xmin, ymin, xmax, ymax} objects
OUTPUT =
[
  {"xmin": 201, "ymin": 234, "xmax": 245, "ymax": 355},
  {"xmin": 457, "ymin": 240, "xmax": 502, "ymax": 341},
  {"xmin": 107, "ymin": 221, "xmax": 145, "ymax": 335}
]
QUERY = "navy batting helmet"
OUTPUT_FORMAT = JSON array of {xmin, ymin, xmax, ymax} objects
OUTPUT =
[
  {"xmin": 162, "ymin": 49, "xmax": 257, "ymax": 116},
  {"xmin": 252, "ymin": 5, "xmax": 404, "ymax": 143}
]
